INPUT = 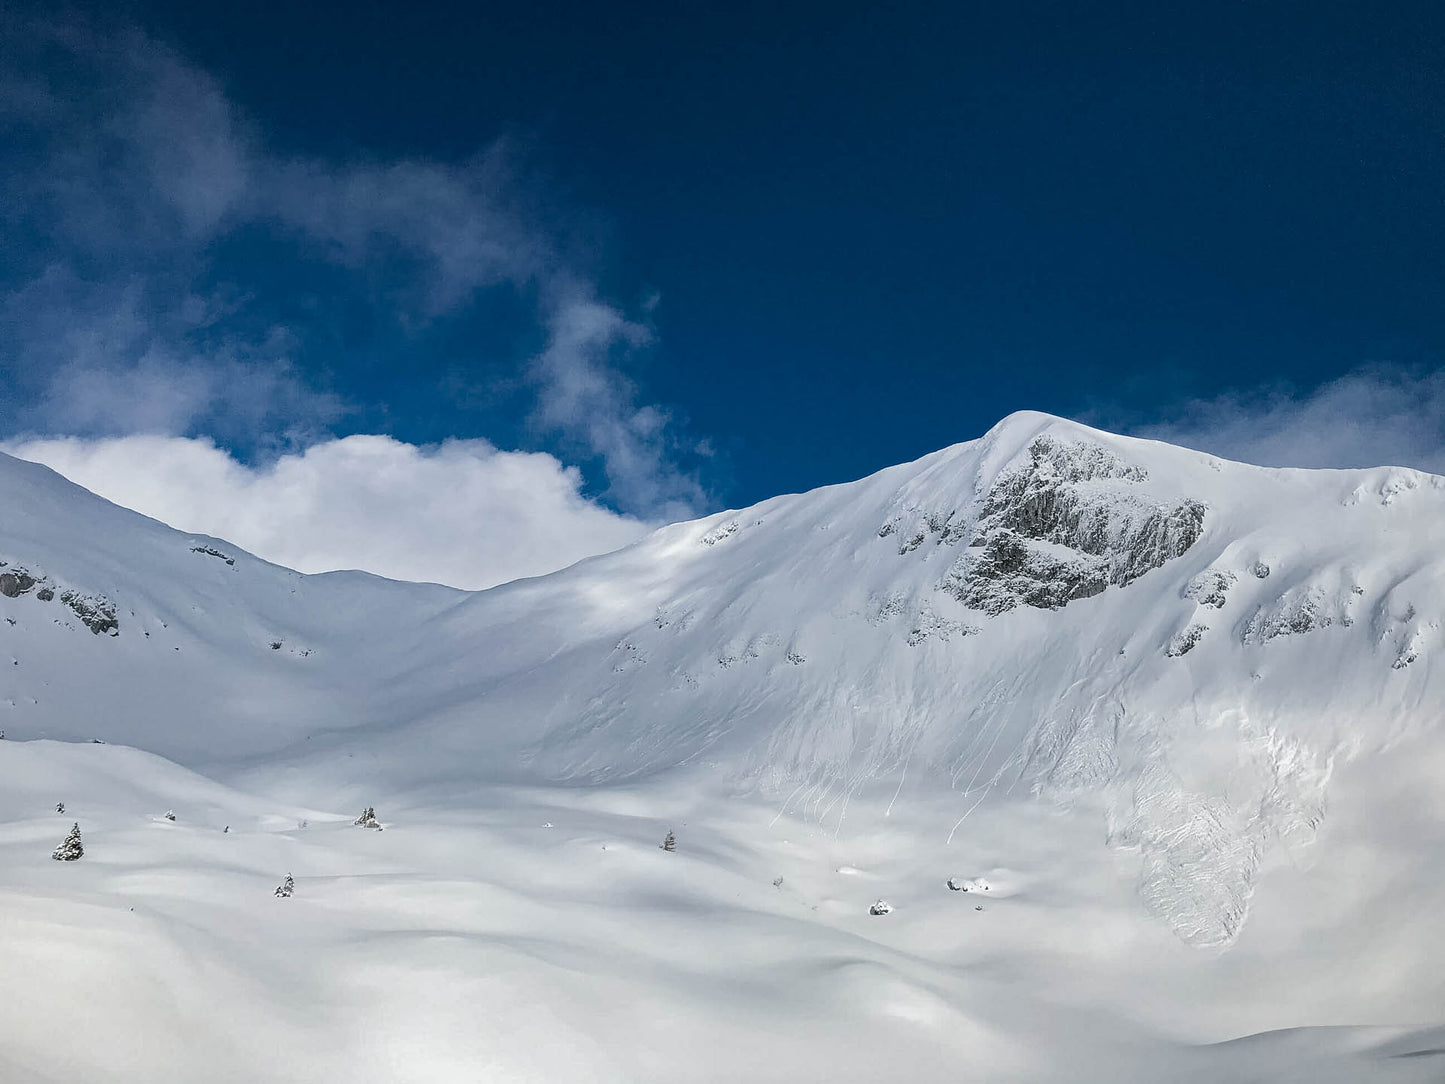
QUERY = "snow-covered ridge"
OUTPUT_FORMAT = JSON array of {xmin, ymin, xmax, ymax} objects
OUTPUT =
[
  {"xmin": 2, "ymin": 410, "xmax": 1444, "ymax": 950},
  {"xmin": 5, "ymin": 410, "xmax": 1445, "ymax": 1081}
]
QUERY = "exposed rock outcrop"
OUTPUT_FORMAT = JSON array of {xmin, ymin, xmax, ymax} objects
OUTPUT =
[
  {"xmin": 59, "ymin": 590, "xmax": 119, "ymax": 636},
  {"xmin": 941, "ymin": 437, "xmax": 1206, "ymax": 614},
  {"xmin": 0, "ymin": 559, "xmax": 118, "ymax": 635},
  {"xmin": 1241, "ymin": 584, "xmax": 1361, "ymax": 645}
]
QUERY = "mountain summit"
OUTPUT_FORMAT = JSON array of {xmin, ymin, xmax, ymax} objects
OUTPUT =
[{"xmin": 2, "ymin": 413, "xmax": 1443, "ymax": 1080}]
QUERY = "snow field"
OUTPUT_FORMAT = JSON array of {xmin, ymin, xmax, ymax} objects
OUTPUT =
[{"xmin": 2, "ymin": 411, "xmax": 1445, "ymax": 1078}]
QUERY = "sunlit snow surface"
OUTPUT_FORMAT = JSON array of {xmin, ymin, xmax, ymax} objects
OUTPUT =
[{"xmin": 2, "ymin": 412, "xmax": 1444, "ymax": 1081}]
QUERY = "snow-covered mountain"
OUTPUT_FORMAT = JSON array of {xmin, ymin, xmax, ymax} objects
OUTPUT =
[{"xmin": 3, "ymin": 411, "xmax": 1444, "ymax": 1082}]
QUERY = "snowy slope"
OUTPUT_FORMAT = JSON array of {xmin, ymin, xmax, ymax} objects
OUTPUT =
[{"xmin": 2, "ymin": 411, "xmax": 1444, "ymax": 1081}]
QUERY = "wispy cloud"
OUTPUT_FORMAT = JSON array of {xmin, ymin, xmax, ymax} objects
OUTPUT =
[
  {"xmin": 530, "ymin": 293, "xmax": 706, "ymax": 521},
  {"xmin": 3, "ymin": 264, "xmax": 344, "ymax": 444},
  {"xmin": 0, "ymin": 14, "xmax": 706, "ymax": 580},
  {"xmin": 1122, "ymin": 365, "xmax": 1445, "ymax": 475}
]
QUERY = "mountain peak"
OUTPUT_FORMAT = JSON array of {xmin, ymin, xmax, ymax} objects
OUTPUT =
[{"xmin": 2, "ymin": 414, "xmax": 1444, "ymax": 1077}]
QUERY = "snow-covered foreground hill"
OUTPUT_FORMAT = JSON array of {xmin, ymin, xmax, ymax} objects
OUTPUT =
[{"xmin": 2, "ymin": 411, "xmax": 1444, "ymax": 1081}]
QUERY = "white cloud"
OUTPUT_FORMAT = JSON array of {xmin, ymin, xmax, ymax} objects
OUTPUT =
[
  {"xmin": 1125, "ymin": 365, "xmax": 1445, "ymax": 476},
  {"xmin": 1, "ymin": 18, "xmax": 706, "ymax": 521},
  {"xmin": 4, "ymin": 435, "xmax": 651, "ymax": 590},
  {"xmin": 530, "ymin": 293, "xmax": 706, "ymax": 522}
]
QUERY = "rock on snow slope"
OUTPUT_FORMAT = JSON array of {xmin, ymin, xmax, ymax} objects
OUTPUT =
[{"xmin": 2, "ymin": 410, "xmax": 1444, "ymax": 1081}]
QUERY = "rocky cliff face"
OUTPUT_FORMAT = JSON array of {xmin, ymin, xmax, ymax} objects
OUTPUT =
[{"xmin": 941, "ymin": 435, "xmax": 1206, "ymax": 614}]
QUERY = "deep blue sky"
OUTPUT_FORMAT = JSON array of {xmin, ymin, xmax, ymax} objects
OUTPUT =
[{"xmin": 10, "ymin": 0, "xmax": 1445, "ymax": 510}]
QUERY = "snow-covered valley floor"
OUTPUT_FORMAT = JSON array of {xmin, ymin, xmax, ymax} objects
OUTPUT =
[{"xmin": 4, "ymin": 738, "xmax": 1444, "ymax": 1082}]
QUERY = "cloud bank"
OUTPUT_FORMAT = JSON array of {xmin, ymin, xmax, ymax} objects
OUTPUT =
[
  {"xmin": 1127, "ymin": 366, "xmax": 1445, "ymax": 476},
  {"xmin": 6, "ymin": 436, "xmax": 649, "ymax": 590},
  {"xmin": 0, "ymin": 16, "xmax": 706, "ymax": 584}
]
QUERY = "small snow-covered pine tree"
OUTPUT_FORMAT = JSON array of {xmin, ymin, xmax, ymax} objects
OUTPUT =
[
  {"xmin": 52, "ymin": 823, "xmax": 83, "ymax": 861},
  {"xmin": 55, "ymin": 802, "xmax": 64, "ymax": 814},
  {"xmin": 661, "ymin": 829, "xmax": 676, "ymax": 852},
  {"xmin": 163, "ymin": 809, "xmax": 176, "ymax": 821},
  {"xmin": 354, "ymin": 807, "xmax": 382, "ymax": 830},
  {"xmin": 274, "ymin": 873, "xmax": 294, "ymax": 898}
]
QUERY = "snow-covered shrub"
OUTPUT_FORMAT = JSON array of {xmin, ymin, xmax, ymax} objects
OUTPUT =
[
  {"xmin": 52, "ymin": 823, "xmax": 83, "ymax": 861},
  {"xmin": 354, "ymin": 807, "xmax": 382, "ymax": 830},
  {"xmin": 869, "ymin": 899, "xmax": 893, "ymax": 916},
  {"xmin": 55, "ymin": 802, "xmax": 64, "ymax": 814},
  {"xmin": 661, "ymin": 830, "xmax": 676, "ymax": 852},
  {"xmin": 274, "ymin": 873, "xmax": 294, "ymax": 898},
  {"xmin": 164, "ymin": 809, "xmax": 176, "ymax": 821}
]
